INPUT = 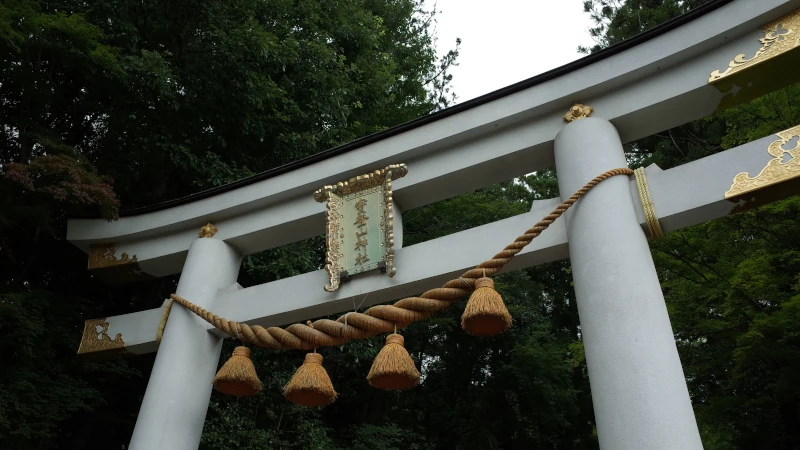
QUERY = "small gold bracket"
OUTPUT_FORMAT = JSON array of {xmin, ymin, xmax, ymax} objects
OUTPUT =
[
  {"xmin": 709, "ymin": 9, "xmax": 800, "ymax": 110},
  {"xmin": 88, "ymin": 243, "xmax": 137, "ymax": 270},
  {"xmin": 77, "ymin": 318, "xmax": 126, "ymax": 356},
  {"xmin": 709, "ymin": 9, "xmax": 800, "ymax": 84},
  {"xmin": 725, "ymin": 124, "xmax": 800, "ymax": 200},
  {"xmin": 86, "ymin": 243, "xmax": 151, "ymax": 284},
  {"xmin": 199, "ymin": 222, "xmax": 218, "ymax": 238},
  {"xmin": 564, "ymin": 104, "xmax": 594, "ymax": 123}
]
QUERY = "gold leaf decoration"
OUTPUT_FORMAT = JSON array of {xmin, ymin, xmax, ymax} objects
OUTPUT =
[
  {"xmin": 87, "ymin": 243, "xmax": 137, "ymax": 270},
  {"xmin": 77, "ymin": 318, "xmax": 126, "ymax": 355},
  {"xmin": 725, "ymin": 124, "xmax": 800, "ymax": 199},
  {"xmin": 710, "ymin": 10, "xmax": 800, "ymax": 83},
  {"xmin": 313, "ymin": 164, "xmax": 408, "ymax": 203}
]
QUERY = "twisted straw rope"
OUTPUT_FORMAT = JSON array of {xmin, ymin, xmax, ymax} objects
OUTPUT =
[
  {"xmin": 155, "ymin": 297, "xmax": 173, "ymax": 344},
  {"xmin": 633, "ymin": 167, "xmax": 664, "ymax": 239},
  {"xmin": 168, "ymin": 168, "xmax": 634, "ymax": 351}
]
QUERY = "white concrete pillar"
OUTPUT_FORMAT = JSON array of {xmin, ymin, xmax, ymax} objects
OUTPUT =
[
  {"xmin": 554, "ymin": 117, "xmax": 703, "ymax": 450},
  {"xmin": 129, "ymin": 238, "xmax": 241, "ymax": 450}
]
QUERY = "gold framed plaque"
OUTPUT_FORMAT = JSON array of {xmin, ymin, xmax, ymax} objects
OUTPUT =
[{"xmin": 313, "ymin": 164, "xmax": 407, "ymax": 292}]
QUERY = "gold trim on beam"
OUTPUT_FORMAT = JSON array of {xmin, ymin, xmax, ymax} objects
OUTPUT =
[
  {"xmin": 87, "ymin": 243, "xmax": 154, "ymax": 284},
  {"xmin": 313, "ymin": 164, "xmax": 408, "ymax": 203},
  {"xmin": 382, "ymin": 171, "xmax": 398, "ymax": 278},
  {"xmin": 725, "ymin": 124, "xmax": 800, "ymax": 199},
  {"xmin": 322, "ymin": 194, "xmax": 344, "ymax": 292},
  {"xmin": 77, "ymin": 318, "xmax": 126, "ymax": 356},
  {"xmin": 87, "ymin": 243, "xmax": 137, "ymax": 270},
  {"xmin": 710, "ymin": 10, "xmax": 800, "ymax": 84}
]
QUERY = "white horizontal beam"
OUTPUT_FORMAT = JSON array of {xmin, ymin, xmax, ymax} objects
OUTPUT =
[
  {"xmin": 67, "ymin": 0, "xmax": 800, "ymax": 277},
  {"xmin": 83, "ymin": 128, "xmax": 789, "ymax": 356},
  {"xmin": 90, "ymin": 197, "xmax": 569, "ymax": 354},
  {"xmin": 634, "ymin": 133, "xmax": 783, "ymax": 232}
]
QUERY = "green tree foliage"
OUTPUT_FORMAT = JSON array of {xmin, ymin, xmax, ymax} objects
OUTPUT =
[
  {"xmin": 578, "ymin": 0, "xmax": 708, "ymax": 54},
  {"xmin": 0, "ymin": 0, "xmax": 459, "ymax": 448},
  {"xmin": 653, "ymin": 197, "xmax": 800, "ymax": 449},
  {"xmin": 2, "ymin": 0, "xmax": 798, "ymax": 449}
]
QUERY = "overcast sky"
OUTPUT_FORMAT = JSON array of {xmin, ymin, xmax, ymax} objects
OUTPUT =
[{"xmin": 433, "ymin": 0, "xmax": 596, "ymax": 103}]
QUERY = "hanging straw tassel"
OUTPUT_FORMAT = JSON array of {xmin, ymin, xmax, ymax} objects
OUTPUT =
[
  {"xmin": 212, "ymin": 346, "xmax": 262, "ymax": 396},
  {"xmin": 367, "ymin": 333, "xmax": 420, "ymax": 390},
  {"xmin": 461, "ymin": 275, "xmax": 512, "ymax": 336},
  {"xmin": 284, "ymin": 352, "xmax": 337, "ymax": 406}
]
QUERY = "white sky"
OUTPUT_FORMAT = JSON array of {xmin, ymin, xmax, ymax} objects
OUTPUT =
[{"xmin": 433, "ymin": 0, "xmax": 596, "ymax": 102}]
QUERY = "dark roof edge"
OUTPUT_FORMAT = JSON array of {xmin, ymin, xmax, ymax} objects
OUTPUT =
[{"xmin": 82, "ymin": 0, "xmax": 733, "ymax": 219}]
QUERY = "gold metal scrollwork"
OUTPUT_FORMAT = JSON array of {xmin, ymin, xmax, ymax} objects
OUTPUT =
[
  {"xmin": 382, "ymin": 169, "xmax": 398, "ymax": 277},
  {"xmin": 323, "ymin": 195, "xmax": 344, "ymax": 292},
  {"xmin": 87, "ymin": 243, "xmax": 137, "ymax": 270},
  {"xmin": 710, "ymin": 10, "xmax": 800, "ymax": 84},
  {"xmin": 725, "ymin": 124, "xmax": 800, "ymax": 199},
  {"xmin": 77, "ymin": 318, "xmax": 126, "ymax": 355},
  {"xmin": 313, "ymin": 164, "xmax": 408, "ymax": 202}
]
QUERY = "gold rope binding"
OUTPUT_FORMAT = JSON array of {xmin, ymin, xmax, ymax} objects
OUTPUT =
[
  {"xmin": 633, "ymin": 167, "xmax": 664, "ymax": 239},
  {"xmin": 167, "ymin": 168, "xmax": 635, "ymax": 350},
  {"xmin": 156, "ymin": 298, "xmax": 173, "ymax": 343}
]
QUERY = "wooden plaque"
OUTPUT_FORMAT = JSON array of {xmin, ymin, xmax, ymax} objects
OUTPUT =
[{"xmin": 313, "ymin": 164, "xmax": 407, "ymax": 292}]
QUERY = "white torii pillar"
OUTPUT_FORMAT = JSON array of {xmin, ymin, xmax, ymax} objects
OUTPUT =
[
  {"xmin": 129, "ymin": 237, "xmax": 242, "ymax": 450},
  {"xmin": 554, "ymin": 116, "xmax": 703, "ymax": 449}
]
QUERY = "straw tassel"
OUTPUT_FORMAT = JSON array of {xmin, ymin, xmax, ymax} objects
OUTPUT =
[
  {"xmin": 212, "ymin": 346, "xmax": 262, "ymax": 396},
  {"xmin": 367, "ymin": 333, "xmax": 420, "ymax": 390},
  {"xmin": 284, "ymin": 352, "xmax": 337, "ymax": 406},
  {"xmin": 461, "ymin": 276, "xmax": 512, "ymax": 336}
]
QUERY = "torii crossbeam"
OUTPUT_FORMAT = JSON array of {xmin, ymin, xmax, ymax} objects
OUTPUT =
[{"xmin": 68, "ymin": 0, "xmax": 800, "ymax": 448}]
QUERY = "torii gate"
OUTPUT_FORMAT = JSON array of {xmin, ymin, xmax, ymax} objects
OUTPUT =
[{"xmin": 68, "ymin": 0, "xmax": 800, "ymax": 448}]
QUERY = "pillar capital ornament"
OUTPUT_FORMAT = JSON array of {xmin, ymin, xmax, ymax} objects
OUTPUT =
[
  {"xmin": 564, "ymin": 104, "xmax": 594, "ymax": 123},
  {"xmin": 199, "ymin": 222, "xmax": 218, "ymax": 238}
]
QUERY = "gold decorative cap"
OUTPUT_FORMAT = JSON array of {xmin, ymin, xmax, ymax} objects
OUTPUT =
[
  {"xmin": 199, "ymin": 222, "xmax": 218, "ymax": 238},
  {"xmin": 564, "ymin": 104, "xmax": 594, "ymax": 123}
]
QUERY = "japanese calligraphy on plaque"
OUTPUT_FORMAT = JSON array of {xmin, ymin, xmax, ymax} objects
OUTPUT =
[{"xmin": 313, "ymin": 164, "xmax": 407, "ymax": 292}]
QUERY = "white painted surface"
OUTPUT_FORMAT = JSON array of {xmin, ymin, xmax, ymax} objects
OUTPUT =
[
  {"xmin": 90, "ymin": 125, "xmax": 783, "ymax": 355},
  {"xmin": 129, "ymin": 238, "xmax": 241, "ymax": 450},
  {"xmin": 555, "ymin": 117, "xmax": 702, "ymax": 449},
  {"xmin": 66, "ymin": 0, "xmax": 800, "ymax": 278},
  {"xmin": 392, "ymin": 202, "xmax": 403, "ymax": 249},
  {"xmin": 633, "ymin": 132, "xmax": 777, "ymax": 232},
  {"xmin": 211, "ymin": 197, "xmax": 568, "ymax": 331}
]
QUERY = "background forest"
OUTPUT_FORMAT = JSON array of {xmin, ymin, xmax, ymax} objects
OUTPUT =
[{"xmin": 1, "ymin": 0, "xmax": 798, "ymax": 449}]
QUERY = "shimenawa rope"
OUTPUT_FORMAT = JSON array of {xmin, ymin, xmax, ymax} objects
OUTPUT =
[
  {"xmin": 156, "ymin": 298, "xmax": 173, "ymax": 343},
  {"xmin": 164, "ymin": 168, "xmax": 635, "ymax": 350}
]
